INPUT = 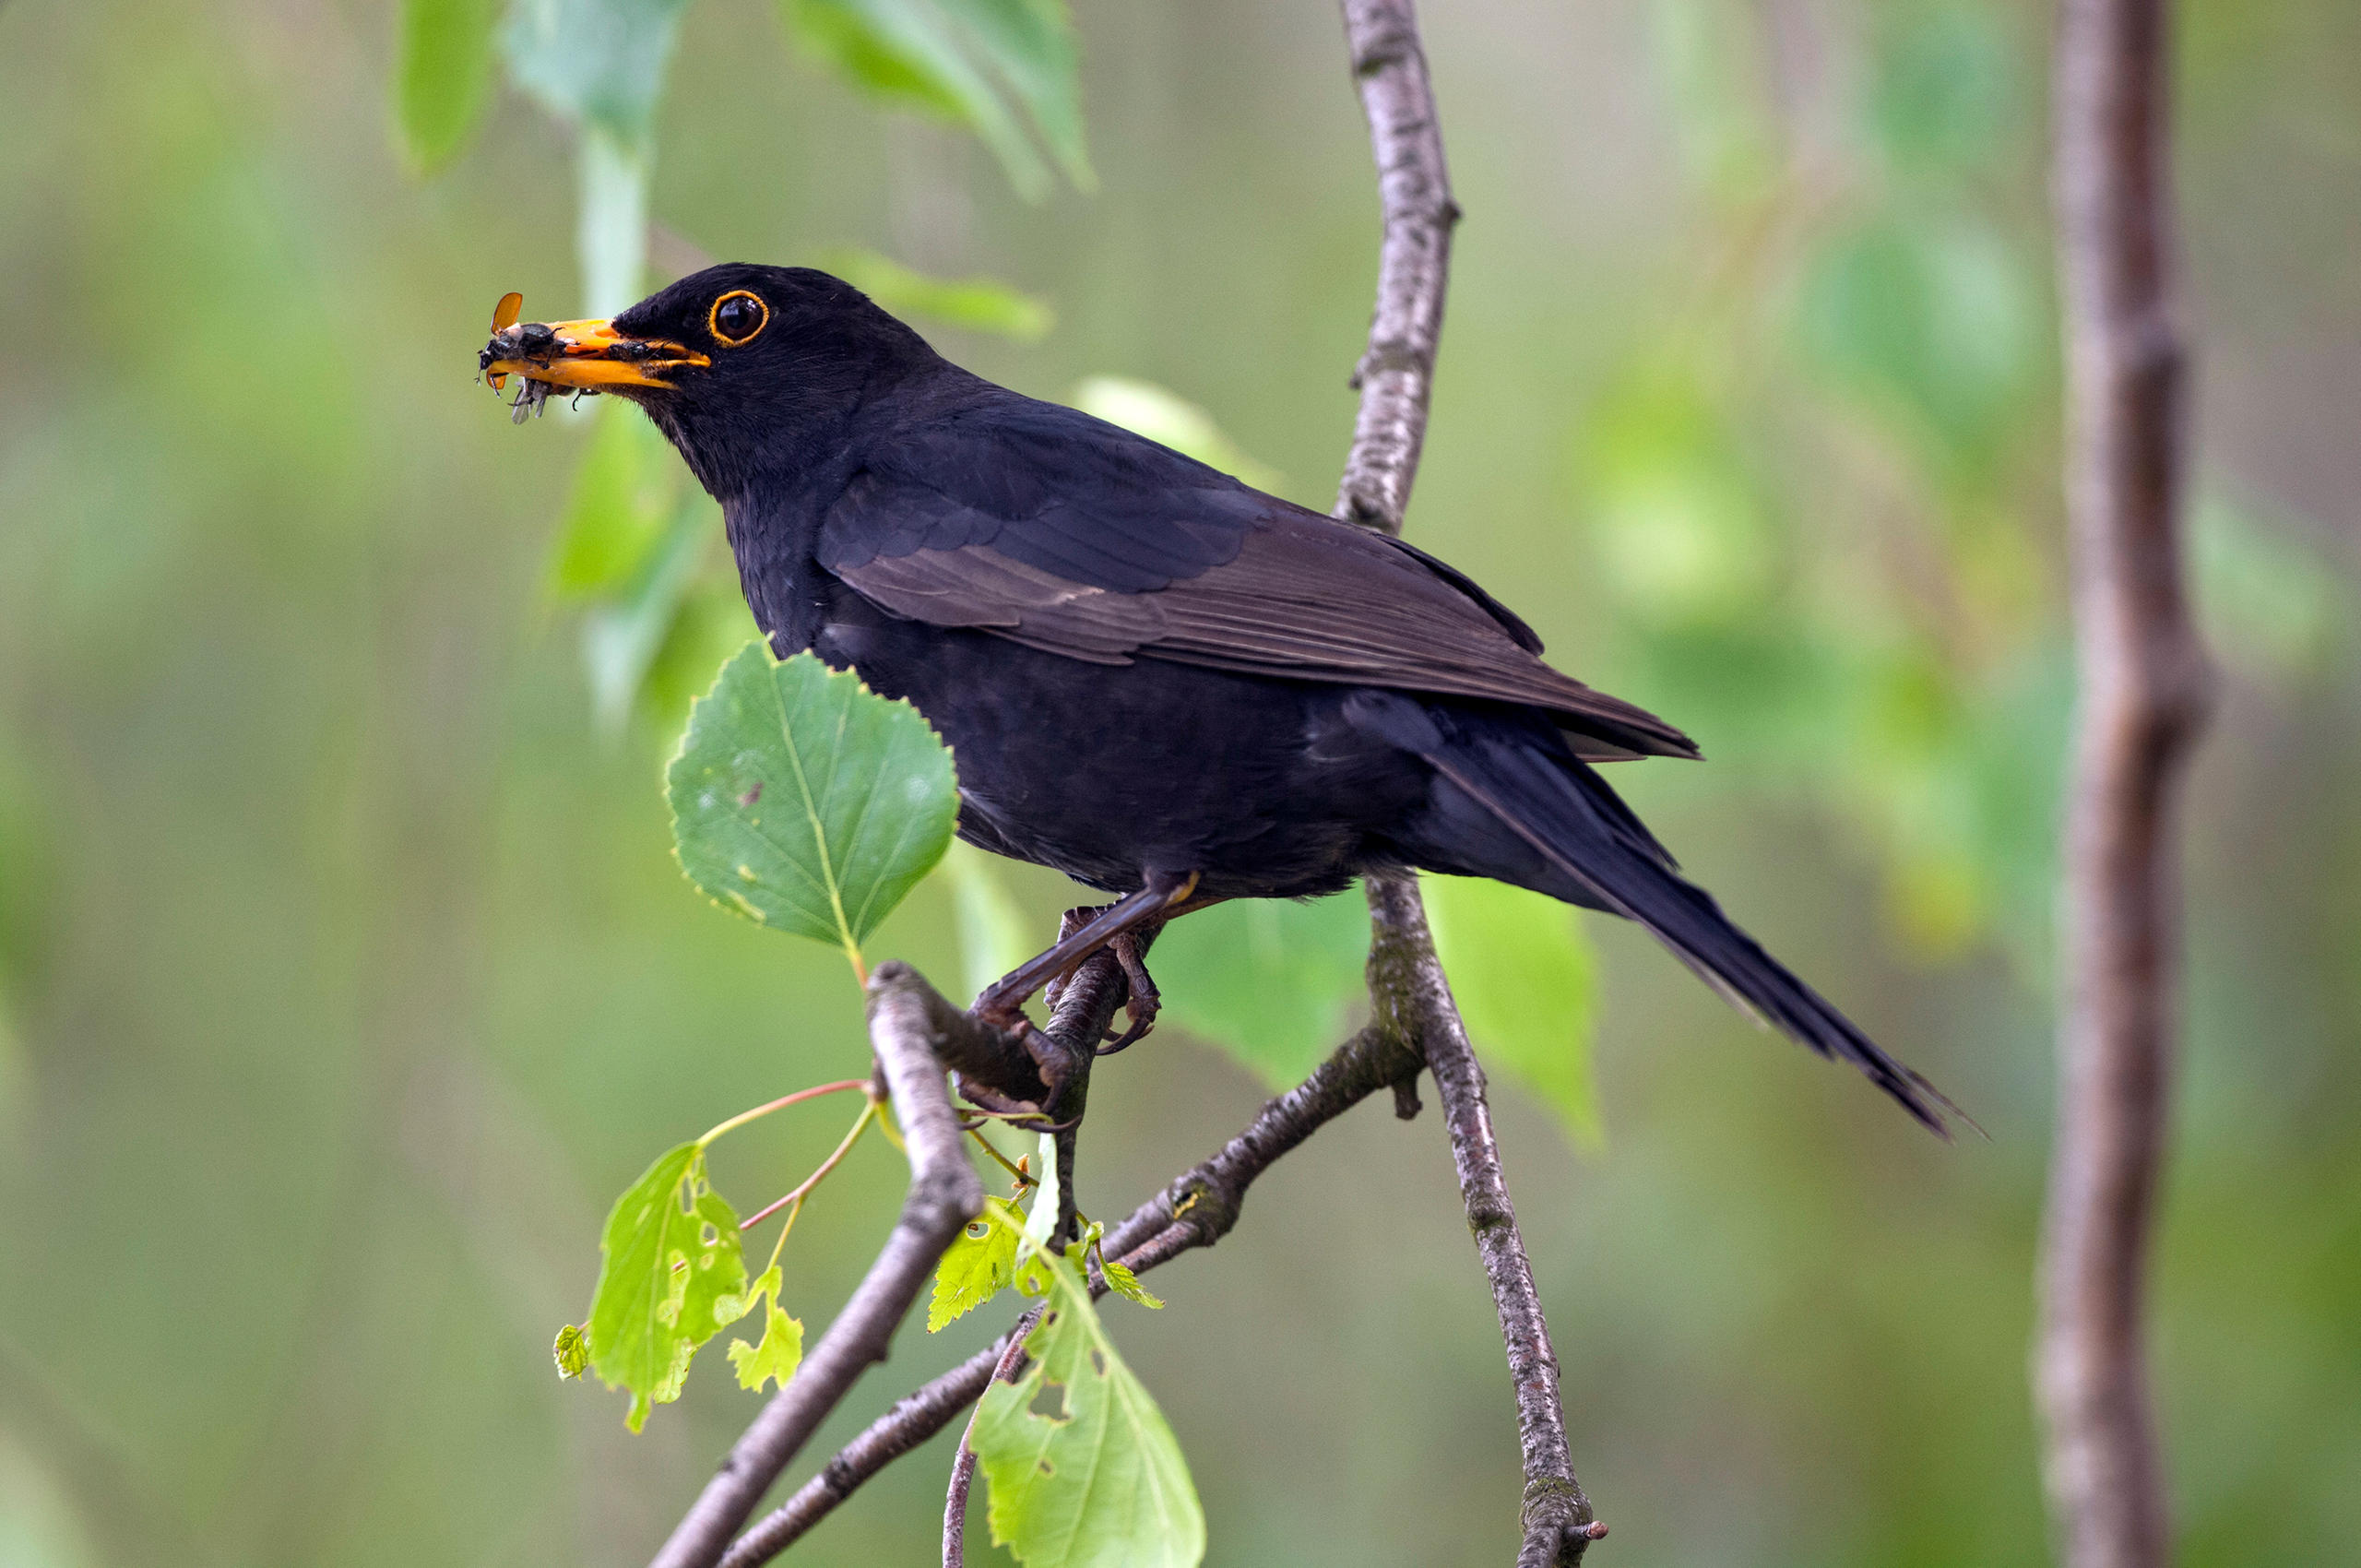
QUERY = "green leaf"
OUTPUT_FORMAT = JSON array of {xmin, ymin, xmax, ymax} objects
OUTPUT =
[
  {"xmin": 502, "ymin": 0, "xmax": 691, "ymax": 150},
  {"xmin": 781, "ymin": 0, "xmax": 1092, "ymax": 200},
  {"xmin": 394, "ymin": 0, "xmax": 502, "ymax": 173},
  {"xmin": 726, "ymin": 1268, "xmax": 805, "ymax": 1392},
  {"xmin": 1423, "ymin": 875, "xmax": 1602, "ymax": 1146},
  {"xmin": 1097, "ymin": 1255, "xmax": 1161, "ymax": 1311},
  {"xmin": 931, "ymin": 1195, "xmax": 1024, "ymax": 1331},
  {"xmin": 1151, "ymin": 894, "xmax": 1367, "ymax": 1086},
  {"xmin": 972, "ymin": 1257, "xmax": 1204, "ymax": 1568},
  {"xmin": 1069, "ymin": 376, "xmax": 1281, "ymax": 492},
  {"xmin": 549, "ymin": 401, "xmax": 682, "ymax": 599},
  {"xmin": 828, "ymin": 250, "xmax": 1054, "ymax": 341},
  {"xmin": 584, "ymin": 1141, "xmax": 751, "ymax": 1431},
  {"xmin": 552, "ymin": 1322, "xmax": 590, "ymax": 1378},
  {"xmin": 667, "ymin": 645, "xmax": 960, "ymax": 961}
]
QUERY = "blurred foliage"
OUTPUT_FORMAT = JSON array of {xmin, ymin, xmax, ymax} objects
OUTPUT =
[
  {"xmin": 827, "ymin": 246, "xmax": 1056, "ymax": 340},
  {"xmin": 1426, "ymin": 876, "xmax": 1601, "ymax": 1147},
  {"xmin": 6, "ymin": 1, "xmax": 2361, "ymax": 1565},
  {"xmin": 783, "ymin": 0, "xmax": 1094, "ymax": 200}
]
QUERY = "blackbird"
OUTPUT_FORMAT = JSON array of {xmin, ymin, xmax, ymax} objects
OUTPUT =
[{"xmin": 483, "ymin": 263, "xmax": 1950, "ymax": 1131}]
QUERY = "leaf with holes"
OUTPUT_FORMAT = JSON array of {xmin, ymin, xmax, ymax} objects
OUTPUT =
[
  {"xmin": 583, "ymin": 1141, "xmax": 750, "ymax": 1431},
  {"xmin": 668, "ymin": 645, "xmax": 959, "ymax": 968},
  {"xmin": 726, "ymin": 1267, "xmax": 804, "ymax": 1393},
  {"xmin": 931, "ymin": 1195, "xmax": 1025, "ymax": 1331},
  {"xmin": 972, "ymin": 1255, "xmax": 1204, "ymax": 1568}
]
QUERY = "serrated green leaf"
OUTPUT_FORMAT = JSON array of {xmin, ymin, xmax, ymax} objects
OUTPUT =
[
  {"xmin": 552, "ymin": 1322, "xmax": 590, "ymax": 1378},
  {"xmin": 502, "ymin": 0, "xmax": 691, "ymax": 149},
  {"xmin": 1070, "ymin": 376, "xmax": 1281, "ymax": 492},
  {"xmin": 584, "ymin": 1142, "xmax": 750, "ymax": 1431},
  {"xmin": 1423, "ymin": 875, "xmax": 1602, "ymax": 1146},
  {"xmin": 931, "ymin": 1195, "xmax": 1024, "ymax": 1330},
  {"xmin": 782, "ymin": 0, "xmax": 1090, "ymax": 200},
  {"xmin": 828, "ymin": 250, "xmax": 1054, "ymax": 342},
  {"xmin": 726, "ymin": 1269, "xmax": 804, "ymax": 1392},
  {"xmin": 395, "ymin": 0, "xmax": 502, "ymax": 173},
  {"xmin": 972, "ymin": 1257, "xmax": 1204, "ymax": 1568},
  {"xmin": 668, "ymin": 645, "xmax": 960, "ymax": 960},
  {"xmin": 1151, "ymin": 893, "xmax": 1367, "ymax": 1086},
  {"xmin": 1097, "ymin": 1255, "xmax": 1161, "ymax": 1311}
]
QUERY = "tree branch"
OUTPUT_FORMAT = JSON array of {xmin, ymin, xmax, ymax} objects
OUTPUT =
[
  {"xmin": 943, "ymin": 1308, "xmax": 1039, "ymax": 1568},
  {"xmin": 647, "ymin": 962, "xmax": 985, "ymax": 1568},
  {"xmin": 718, "ymin": 1006, "xmax": 1422, "ymax": 1568},
  {"xmin": 2038, "ymin": 2, "xmax": 2208, "ymax": 1566},
  {"xmin": 1334, "ymin": 3, "xmax": 1598, "ymax": 1562}
]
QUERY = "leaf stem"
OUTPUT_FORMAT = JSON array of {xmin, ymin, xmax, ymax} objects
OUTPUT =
[
  {"xmin": 740, "ymin": 1099, "xmax": 879, "ymax": 1231},
  {"xmin": 696, "ymin": 1079, "xmax": 871, "ymax": 1149},
  {"xmin": 967, "ymin": 1127, "xmax": 1038, "ymax": 1191}
]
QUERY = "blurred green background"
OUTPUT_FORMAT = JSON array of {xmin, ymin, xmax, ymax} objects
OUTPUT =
[{"xmin": 4, "ymin": 0, "xmax": 2358, "ymax": 1562}]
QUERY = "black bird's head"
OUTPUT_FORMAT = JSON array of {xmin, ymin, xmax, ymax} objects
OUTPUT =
[{"xmin": 481, "ymin": 263, "xmax": 943, "ymax": 498}]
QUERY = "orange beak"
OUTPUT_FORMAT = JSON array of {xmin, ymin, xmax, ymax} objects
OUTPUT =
[{"xmin": 480, "ymin": 315, "xmax": 709, "ymax": 391}]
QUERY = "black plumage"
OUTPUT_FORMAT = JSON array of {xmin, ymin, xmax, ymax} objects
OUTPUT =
[{"xmin": 484, "ymin": 263, "xmax": 1951, "ymax": 1131}]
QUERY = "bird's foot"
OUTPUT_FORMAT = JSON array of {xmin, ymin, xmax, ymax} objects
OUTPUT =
[
  {"xmin": 973, "ymin": 873, "xmax": 1199, "ymax": 1037},
  {"xmin": 1096, "ymin": 931, "xmax": 1161, "ymax": 1055}
]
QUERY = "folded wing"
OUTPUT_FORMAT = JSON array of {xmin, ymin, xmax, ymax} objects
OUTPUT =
[{"xmin": 820, "ymin": 394, "xmax": 1698, "ymax": 762}]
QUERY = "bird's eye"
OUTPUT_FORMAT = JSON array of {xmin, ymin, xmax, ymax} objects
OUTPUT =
[{"xmin": 710, "ymin": 291, "xmax": 768, "ymax": 346}]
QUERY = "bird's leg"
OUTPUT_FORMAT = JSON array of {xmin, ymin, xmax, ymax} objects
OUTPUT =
[{"xmin": 975, "ymin": 871, "xmax": 1200, "ymax": 1030}]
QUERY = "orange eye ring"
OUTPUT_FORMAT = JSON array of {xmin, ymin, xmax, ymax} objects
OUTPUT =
[{"xmin": 709, "ymin": 291, "xmax": 769, "ymax": 346}]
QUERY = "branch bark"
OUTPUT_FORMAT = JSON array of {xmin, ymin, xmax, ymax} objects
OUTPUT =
[
  {"xmin": 719, "ymin": 1003, "xmax": 1422, "ymax": 1568},
  {"xmin": 2038, "ymin": 3, "xmax": 2208, "ymax": 1567},
  {"xmin": 1335, "ymin": 4, "xmax": 1597, "ymax": 1562},
  {"xmin": 647, "ymin": 963, "xmax": 985, "ymax": 1568}
]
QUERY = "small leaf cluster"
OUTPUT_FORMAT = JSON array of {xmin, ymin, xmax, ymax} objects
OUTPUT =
[{"xmin": 932, "ymin": 1144, "xmax": 1198, "ymax": 1568}]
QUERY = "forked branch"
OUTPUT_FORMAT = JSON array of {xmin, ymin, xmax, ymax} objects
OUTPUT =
[
  {"xmin": 646, "ymin": 964, "xmax": 987, "ymax": 1568},
  {"xmin": 1335, "ymin": 2, "xmax": 1597, "ymax": 1561}
]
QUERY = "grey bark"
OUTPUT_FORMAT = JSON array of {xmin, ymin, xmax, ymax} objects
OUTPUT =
[
  {"xmin": 1335, "ymin": 4, "xmax": 1598, "ymax": 1561},
  {"xmin": 2037, "ymin": 2, "xmax": 2208, "ymax": 1566}
]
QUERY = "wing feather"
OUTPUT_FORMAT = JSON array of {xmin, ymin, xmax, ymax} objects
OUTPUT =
[{"xmin": 821, "ymin": 398, "xmax": 1698, "ymax": 759}]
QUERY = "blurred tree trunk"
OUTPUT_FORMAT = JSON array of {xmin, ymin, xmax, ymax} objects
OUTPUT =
[{"xmin": 2037, "ymin": 1, "xmax": 2210, "ymax": 1565}]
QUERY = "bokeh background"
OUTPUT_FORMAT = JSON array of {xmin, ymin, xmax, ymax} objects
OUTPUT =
[{"xmin": 3, "ymin": 0, "xmax": 2358, "ymax": 1563}]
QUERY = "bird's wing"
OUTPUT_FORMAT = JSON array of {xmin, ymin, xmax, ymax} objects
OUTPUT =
[{"xmin": 820, "ymin": 398, "xmax": 1698, "ymax": 760}]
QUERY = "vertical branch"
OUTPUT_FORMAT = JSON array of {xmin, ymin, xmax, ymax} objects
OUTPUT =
[
  {"xmin": 1335, "ymin": 0, "xmax": 1458, "ymax": 531},
  {"xmin": 2039, "ymin": 2, "xmax": 2209, "ymax": 1566},
  {"xmin": 1335, "ymin": 5, "xmax": 1599, "ymax": 1562}
]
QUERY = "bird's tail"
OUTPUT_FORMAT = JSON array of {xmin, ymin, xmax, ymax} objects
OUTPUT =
[{"xmin": 1357, "ymin": 693, "xmax": 1959, "ymax": 1134}]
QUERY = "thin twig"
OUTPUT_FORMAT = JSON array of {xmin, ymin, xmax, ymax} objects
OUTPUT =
[
  {"xmin": 943, "ymin": 1308, "xmax": 1042, "ymax": 1568},
  {"xmin": 646, "ymin": 963, "xmax": 984, "ymax": 1568},
  {"xmin": 1334, "ymin": 3, "xmax": 1596, "ymax": 1562},
  {"xmin": 2038, "ymin": 1, "xmax": 2207, "ymax": 1565},
  {"xmin": 740, "ymin": 1098, "xmax": 880, "ymax": 1232}
]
